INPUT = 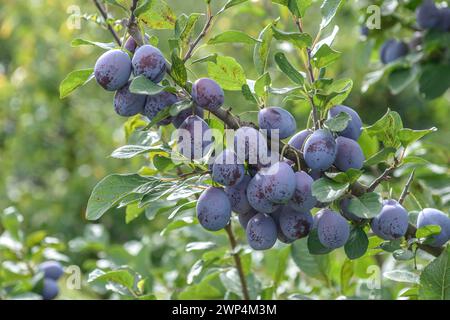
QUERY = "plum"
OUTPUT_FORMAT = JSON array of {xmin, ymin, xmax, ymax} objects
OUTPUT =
[
  {"xmin": 380, "ymin": 39, "xmax": 408, "ymax": 64},
  {"xmin": 269, "ymin": 207, "xmax": 294, "ymax": 243},
  {"xmin": 303, "ymin": 129, "xmax": 337, "ymax": 171},
  {"xmin": 246, "ymin": 213, "xmax": 277, "ymax": 250},
  {"xmin": 113, "ymin": 81, "xmax": 146, "ymax": 117},
  {"xmin": 39, "ymin": 261, "xmax": 64, "ymax": 281},
  {"xmin": 94, "ymin": 49, "xmax": 131, "ymax": 91},
  {"xmin": 327, "ymin": 105, "xmax": 363, "ymax": 141},
  {"xmin": 42, "ymin": 278, "xmax": 59, "ymax": 300},
  {"xmin": 191, "ymin": 78, "xmax": 224, "ymax": 111},
  {"xmin": 334, "ymin": 136, "xmax": 365, "ymax": 172},
  {"xmin": 212, "ymin": 149, "xmax": 245, "ymax": 187},
  {"xmin": 289, "ymin": 171, "xmax": 317, "ymax": 212},
  {"xmin": 279, "ymin": 206, "xmax": 313, "ymax": 240},
  {"xmin": 416, "ymin": 0, "xmax": 441, "ymax": 30},
  {"xmin": 196, "ymin": 187, "xmax": 231, "ymax": 231},
  {"xmin": 234, "ymin": 126, "xmax": 267, "ymax": 164},
  {"xmin": 132, "ymin": 45, "xmax": 166, "ymax": 82},
  {"xmin": 247, "ymin": 173, "xmax": 279, "ymax": 214},
  {"xmin": 417, "ymin": 208, "xmax": 450, "ymax": 247},
  {"xmin": 177, "ymin": 115, "xmax": 212, "ymax": 160},
  {"xmin": 288, "ymin": 129, "xmax": 312, "ymax": 151},
  {"xmin": 370, "ymin": 199, "xmax": 409, "ymax": 240},
  {"xmin": 437, "ymin": 8, "xmax": 450, "ymax": 31},
  {"xmin": 238, "ymin": 209, "xmax": 258, "ymax": 229},
  {"xmin": 225, "ymin": 175, "xmax": 253, "ymax": 214},
  {"xmin": 339, "ymin": 195, "xmax": 364, "ymax": 223},
  {"xmin": 143, "ymin": 91, "xmax": 178, "ymax": 122},
  {"xmin": 316, "ymin": 209, "xmax": 350, "ymax": 249},
  {"xmin": 124, "ymin": 37, "xmax": 138, "ymax": 54},
  {"xmin": 172, "ymin": 106, "xmax": 204, "ymax": 128},
  {"xmin": 260, "ymin": 162, "xmax": 296, "ymax": 204},
  {"xmin": 258, "ymin": 107, "xmax": 296, "ymax": 139}
]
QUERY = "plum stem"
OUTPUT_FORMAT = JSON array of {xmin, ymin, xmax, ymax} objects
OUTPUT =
[
  {"xmin": 225, "ymin": 224, "xmax": 250, "ymax": 300},
  {"xmin": 183, "ymin": 3, "xmax": 214, "ymax": 62},
  {"xmin": 92, "ymin": 0, "xmax": 122, "ymax": 46},
  {"xmin": 398, "ymin": 169, "xmax": 415, "ymax": 205}
]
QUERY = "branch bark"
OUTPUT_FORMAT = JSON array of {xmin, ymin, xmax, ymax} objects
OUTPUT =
[
  {"xmin": 183, "ymin": 3, "xmax": 214, "ymax": 62},
  {"xmin": 92, "ymin": 0, "xmax": 122, "ymax": 46},
  {"xmin": 398, "ymin": 169, "xmax": 415, "ymax": 205}
]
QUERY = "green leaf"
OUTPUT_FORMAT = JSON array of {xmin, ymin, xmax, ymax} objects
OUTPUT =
[
  {"xmin": 254, "ymin": 72, "xmax": 272, "ymax": 98},
  {"xmin": 207, "ymin": 56, "xmax": 246, "ymax": 91},
  {"xmin": 307, "ymin": 228, "xmax": 333, "ymax": 255},
  {"xmin": 419, "ymin": 64, "xmax": 450, "ymax": 100},
  {"xmin": 320, "ymin": 0, "xmax": 343, "ymax": 30},
  {"xmin": 125, "ymin": 202, "xmax": 145, "ymax": 224},
  {"xmin": 388, "ymin": 67, "xmax": 417, "ymax": 95},
  {"xmin": 254, "ymin": 22, "xmax": 274, "ymax": 75},
  {"xmin": 271, "ymin": 0, "xmax": 312, "ymax": 17},
  {"xmin": 365, "ymin": 109, "xmax": 403, "ymax": 148},
  {"xmin": 398, "ymin": 127, "xmax": 437, "ymax": 148},
  {"xmin": 312, "ymin": 178, "xmax": 349, "ymax": 202},
  {"xmin": 71, "ymin": 38, "xmax": 116, "ymax": 50},
  {"xmin": 88, "ymin": 269, "xmax": 135, "ymax": 289},
  {"xmin": 222, "ymin": 0, "xmax": 249, "ymax": 10},
  {"xmin": 86, "ymin": 174, "xmax": 151, "ymax": 220},
  {"xmin": 416, "ymin": 225, "xmax": 442, "ymax": 239},
  {"xmin": 186, "ymin": 241, "xmax": 216, "ymax": 252},
  {"xmin": 111, "ymin": 145, "xmax": 166, "ymax": 159},
  {"xmin": 129, "ymin": 75, "xmax": 164, "ymax": 95},
  {"xmin": 323, "ymin": 111, "xmax": 351, "ymax": 132},
  {"xmin": 169, "ymin": 100, "xmax": 193, "ymax": 116},
  {"xmin": 420, "ymin": 246, "xmax": 450, "ymax": 299},
  {"xmin": 344, "ymin": 227, "xmax": 369, "ymax": 260},
  {"xmin": 312, "ymin": 44, "xmax": 341, "ymax": 69},
  {"xmin": 384, "ymin": 270, "xmax": 419, "ymax": 284},
  {"xmin": 135, "ymin": 0, "xmax": 176, "ymax": 30},
  {"xmin": 291, "ymin": 237, "xmax": 330, "ymax": 279},
  {"xmin": 271, "ymin": 27, "xmax": 312, "ymax": 49},
  {"xmin": 393, "ymin": 249, "xmax": 415, "ymax": 261},
  {"xmin": 274, "ymin": 52, "xmax": 304, "ymax": 85},
  {"xmin": 59, "ymin": 69, "xmax": 94, "ymax": 99},
  {"xmin": 170, "ymin": 51, "xmax": 187, "ymax": 86},
  {"xmin": 324, "ymin": 169, "xmax": 362, "ymax": 184},
  {"xmin": 208, "ymin": 30, "xmax": 260, "ymax": 45},
  {"xmin": 241, "ymin": 84, "xmax": 258, "ymax": 103},
  {"xmin": 347, "ymin": 193, "xmax": 382, "ymax": 219},
  {"xmin": 364, "ymin": 147, "xmax": 396, "ymax": 166},
  {"xmin": 191, "ymin": 53, "xmax": 218, "ymax": 65},
  {"xmin": 178, "ymin": 13, "xmax": 202, "ymax": 52}
]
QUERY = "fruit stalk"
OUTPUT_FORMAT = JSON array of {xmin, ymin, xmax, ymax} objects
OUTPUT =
[{"xmin": 92, "ymin": 0, "xmax": 122, "ymax": 46}]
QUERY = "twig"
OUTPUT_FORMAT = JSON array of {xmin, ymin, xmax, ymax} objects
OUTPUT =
[
  {"xmin": 92, "ymin": 0, "xmax": 122, "ymax": 46},
  {"xmin": 366, "ymin": 166, "xmax": 396, "ymax": 192},
  {"xmin": 225, "ymin": 224, "xmax": 250, "ymax": 300},
  {"xmin": 398, "ymin": 169, "xmax": 415, "ymax": 205},
  {"xmin": 183, "ymin": 4, "xmax": 214, "ymax": 62}
]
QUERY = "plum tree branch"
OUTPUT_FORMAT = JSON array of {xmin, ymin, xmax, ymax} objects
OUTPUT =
[
  {"xmin": 183, "ymin": 3, "xmax": 214, "ymax": 62},
  {"xmin": 92, "ymin": 0, "xmax": 122, "ymax": 46},
  {"xmin": 398, "ymin": 169, "xmax": 415, "ymax": 205},
  {"xmin": 225, "ymin": 224, "xmax": 250, "ymax": 300}
]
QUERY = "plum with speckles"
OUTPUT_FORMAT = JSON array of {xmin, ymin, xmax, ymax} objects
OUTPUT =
[
  {"xmin": 42, "ymin": 278, "xmax": 59, "ymax": 300},
  {"xmin": 113, "ymin": 81, "xmax": 146, "ymax": 117},
  {"xmin": 258, "ymin": 107, "xmax": 296, "ymax": 139},
  {"xmin": 334, "ymin": 136, "xmax": 365, "ymax": 172},
  {"xmin": 192, "ymin": 78, "xmax": 224, "ymax": 111},
  {"xmin": 260, "ymin": 162, "xmax": 296, "ymax": 204},
  {"xmin": 39, "ymin": 261, "xmax": 64, "ymax": 281},
  {"xmin": 132, "ymin": 45, "xmax": 166, "ymax": 82},
  {"xmin": 177, "ymin": 115, "xmax": 212, "ymax": 160},
  {"xmin": 143, "ymin": 91, "xmax": 178, "ymax": 122},
  {"xmin": 238, "ymin": 209, "xmax": 258, "ymax": 229},
  {"xmin": 247, "ymin": 173, "xmax": 279, "ymax": 214},
  {"xmin": 289, "ymin": 171, "xmax": 317, "ymax": 212},
  {"xmin": 316, "ymin": 209, "xmax": 350, "ymax": 249},
  {"xmin": 212, "ymin": 149, "xmax": 245, "ymax": 187},
  {"xmin": 270, "ymin": 207, "xmax": 294, "ymax": 243},
  {"xmin": 303, "ymin": 129, "xmax": 337, "ymax": 171},
  {"xmin": 288, "ymin": 129, "xmax": 312, "ymax": 151},
  {"xmin": 327, "ymin": 105, "xmax": 363, "ymax": 141},
  {"xmin": 94, "ymin": 49, "xmax": 131, "ymax": 91},
  {"xmin": 172, "ymin": 106, "xmax": 204, "ymax": 128},
  {"xmin": 225, "ymin": 175, "xmax": 252, "ymax": 214},
  {"xmin": 380, "ymin": 39, "xmax": 409, "ymax": 64},
  {"xmin": 246, "ymin": 213, "xmax": 277, "ymax": 250},
  {"xmin": 371, "ymin": 199, "xmax": 409, "ymax": 240},
  {"xmin": 416, "ymin": 0, "xmax": 441, "ymax": 30},
  {"xmin": 279, "ymin": 206, "xmax": 313, "ymax": 240},
  {"xmin": 197, "ymin": 187, "xmax": 231, "ymax": 231},
  {"xmin": 417, "ymin": 208, "xmax": 450, "ymax": 247},
  {"xmin": 339, "ymin": 195, "xmax": 364, "ymax": 223}
]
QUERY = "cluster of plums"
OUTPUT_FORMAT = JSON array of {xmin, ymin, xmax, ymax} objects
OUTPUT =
[
  {"xmin": 38, "ymin": 261, "xmax": 64, "ymax": 300},
  {"xmin": 94, "ymin": 37, "xmax": 223, "ymax": 127},
  {"xmin": 379, "ymin": 0, "xmax": 450, "ymax": 64}
]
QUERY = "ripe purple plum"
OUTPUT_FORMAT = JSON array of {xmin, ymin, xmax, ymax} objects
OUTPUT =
[
  {"xmin": 177, "ymin": 115, "xmax": 212, "ymax": 160},
  {"xmin": 416, "ymin": 0, "xmax": 441, "ymax": 30},
  {"xmin": 196, "ymin": 187, "xmax": 231, "ymax": 231},
  {"xmin": 279, "ymin": 206, "xmax": 313, "ymax": 240},
  {"xmin": 334, "ymin": 136, "xmax": 365, "ymax": 172},
  {"xmin": 327, "ymin": 105, "xmax": 363, "ymax": 141},
  {"xmin": 303, "ymin": 129, "xmax": 337, "ymax": 171},
  {"xmin": 289, "ymin": 171, "xmax": 317, "ymax": 212},
  {"xmin": 172, "ymin": 106, "xmax": 204, "ymax": 128},
  {"xmin": 113, "ymin": 81, "xmax": 146, "ymax": 117},
  {"xmin": 225, "ymin": 175, "xmax": 253, "ymax": 214},
  {"xmin": 192, "ymin": 78, "xmax": 224, "ymax": 111},
  {"xmin": 258, "ymin": 107, "xmax": 296, "ymax": 139},
  {"xmin": 143, "ymin": 91, "xmax": 178, "ymax": 122},
  {"xmin": 246, "ymin": 173, "xmax": 279, "ymax": 214},
  {"xmin": 288, "ymin": 129, "xmax": 312, "ymax": 151},
  {"xmin": 316, "ymin": 209, "xmax": 350, "ymax": 249},
  {"xmin": 212, "ymin": 149, "xmax": 245, "ymax": 187},
  {"xmin": 132, "ymin": 45, "xmax": 166, "ymax": 82},
  {"xmin": 371, "ymin": 199, "xmax": 409, "ymax": 240},
  {"xmin": 417, "ymin": 208, "xmax": 450, "ymax": 247},
  {"xmin": 380, "ymin": 39, "xmax": 409, "ymax": 64},
  {"xmin": 124, "ymin": 37, "xmax": 138, "ymax": 53},
  {"xmin": 39, "ymin": 261, "xmax": 64, "ymax": 281},
  {"xmin": 260, "ymin": 162, "xmax": 296, "ymax": 204},
  {"xmin": 246, "ymin": 213, "xmax": 277, "ymax": 250},
  {"xmin": 238, "ymin": 209, "xmax": 258, "ymax": 229},
  {"xmin": 42, "ymin": 278, "xmax": 59, "ymax": 300},
  {"xmin": 94, "ymin": 49, "xmax": 131, "ymax": 91}
]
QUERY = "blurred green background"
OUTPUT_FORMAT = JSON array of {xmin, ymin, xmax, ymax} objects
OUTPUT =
[{"xmin": 0, "ymin": 0, "xmax": 449, "ymax": 300}]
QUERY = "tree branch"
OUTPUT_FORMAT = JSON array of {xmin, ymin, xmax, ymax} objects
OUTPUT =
[
  {"xmin": 92, "ymin": 0, "xmax": 122, "ymax": 46},
  {"xmin": 183, "ymin": 3, "xmax": 214, "ymax": 62},
  {"xmin": 398, "ymin": 169, "xmax": 415, "ymax": 205},
  {"xmin": 225, "ymin": 224, "xmax": 250, "ymax": 300}
]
